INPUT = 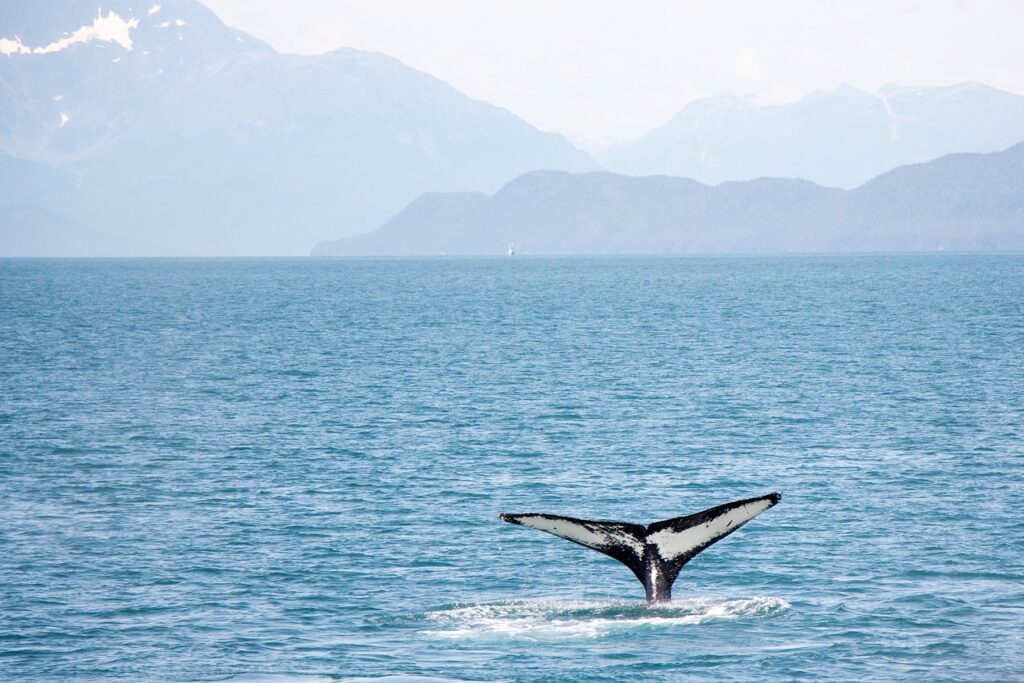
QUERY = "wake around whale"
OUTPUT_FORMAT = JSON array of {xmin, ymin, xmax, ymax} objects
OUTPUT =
[{"xmin": 501, "ymin": 493, "xmax": 781, "ymax": 603}]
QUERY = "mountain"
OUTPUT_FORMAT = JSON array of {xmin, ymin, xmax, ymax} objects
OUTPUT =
[
  {"xmin": 313, "ymin": 142, "xmax": 1024, "ymax": 255},
  {"xmin": 0, "ymin": 0, "xmax": 596, "ymax": 256},
  {"xmin": 598, "ymin": 84, "xmax": 1024, "ymax": 188}
]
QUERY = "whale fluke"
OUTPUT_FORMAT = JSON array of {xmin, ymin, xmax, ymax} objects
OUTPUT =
[{"xmin": 500, "ymin": 492, "xmax": 781, "ymax": 603}]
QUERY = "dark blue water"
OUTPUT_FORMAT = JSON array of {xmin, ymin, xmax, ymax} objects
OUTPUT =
[{"xmin": 2, "ymin": 256, "xmax": 1023, "ymax": 682}]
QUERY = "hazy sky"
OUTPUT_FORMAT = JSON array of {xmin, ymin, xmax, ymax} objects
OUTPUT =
[{"xmin": 202, "ymin": 0, "xmax": 1024, "ymax": 148}]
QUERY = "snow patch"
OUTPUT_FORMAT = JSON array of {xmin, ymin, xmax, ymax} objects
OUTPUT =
[
  {"xmin": 1, "ymin": 11, "xmax": 140, "ymax": 55},
  {"xmin": 59, "ymin": 113, "xmax": 70, "ymax": 127},
  {"xmin": 874, "ymin": 91, "xmax": 902, "ymax": 142},
  {"xmin": 36, "ymin": 11, "xmax": 139, "ymax": 53},
  {"xmin": 0, "ymin": 36, "xmax": 31, "ymax": 55},
  {"xmin": 148, "ymin": 4, "xmax": 162, "ymax": 15}
]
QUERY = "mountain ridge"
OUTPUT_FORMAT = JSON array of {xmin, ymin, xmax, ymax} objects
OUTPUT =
[
  {"xmin": 0, "ymin": 0, "xmax": 596, "ymax": 256},
  {"xmin": 313, "ymin": 142, "xmax": 1024, "ymax": 256},
  {"xmin": 5, "ymin": 3, "xmax": 1024, "ymax": 256},
  {"xmin": 598, "ymin": 83, "xmax": 1024, "ymax": 188}
]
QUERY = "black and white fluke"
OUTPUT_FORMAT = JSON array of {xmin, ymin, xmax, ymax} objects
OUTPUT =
[{"xmin": 500, "ymin": 492, "xmax": 781, "ymax": 603}]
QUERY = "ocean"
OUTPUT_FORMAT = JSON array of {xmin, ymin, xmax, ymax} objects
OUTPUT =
[{"xmin": 2, "ymin": 256, "xmax": 1022, "ymax": 682}]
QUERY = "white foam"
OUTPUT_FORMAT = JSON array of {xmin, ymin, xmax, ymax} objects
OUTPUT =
[
  {"xmin": 422, "ymin": 596, "xmax": 789, "ymax": 641},
  {"xmin": 148, "ymin": 4, "xmax": 162, "ymax": 15},
  {"xmin": 59, "ymin": 112, "xmax": 70, "ymax": 127}
]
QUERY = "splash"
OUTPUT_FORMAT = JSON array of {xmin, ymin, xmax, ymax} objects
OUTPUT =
[{"xmin": 421, "ymin": 596, "xmax": 790, "ymax": 641}]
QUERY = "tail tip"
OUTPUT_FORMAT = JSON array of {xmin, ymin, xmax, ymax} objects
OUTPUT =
[{"xmin": 768, "ymin": 492, "xmax": 782, "ymax": 505}]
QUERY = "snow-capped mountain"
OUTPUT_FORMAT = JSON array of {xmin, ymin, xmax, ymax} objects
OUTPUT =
[
  {"xmin": 598, "ymin": 83, "xmax": 1024, "ymax": 188},
  {"xmin": 0, "ymin": 0, "xmax": 596, "ymax": 255}
]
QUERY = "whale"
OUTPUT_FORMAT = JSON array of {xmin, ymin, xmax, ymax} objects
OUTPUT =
[{"xmin": 500, "ymin": 492, "xmax": 781, "ymax": 603}]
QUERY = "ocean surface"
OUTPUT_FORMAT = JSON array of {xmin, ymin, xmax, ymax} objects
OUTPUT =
[{"xmin": 2, "ymin": 255, "xmax": 1023, "ymax": 682}]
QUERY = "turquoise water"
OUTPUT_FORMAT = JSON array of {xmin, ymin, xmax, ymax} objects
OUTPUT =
[{"xmin": 2, "ymin": 256, "xmax": 1023, "ymax": 682}]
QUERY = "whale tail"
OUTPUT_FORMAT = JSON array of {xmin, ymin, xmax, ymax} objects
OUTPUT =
[{"xmin": 500, "ymin": 492, "xmax": 781, "ymax": 603}]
